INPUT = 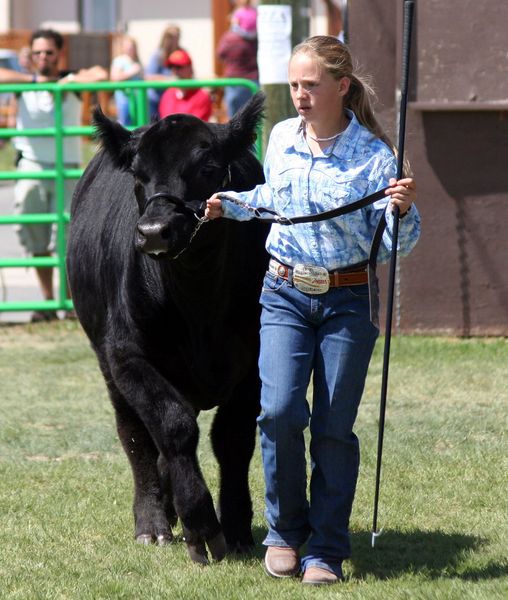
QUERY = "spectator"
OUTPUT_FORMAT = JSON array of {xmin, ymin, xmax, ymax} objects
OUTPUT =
[
  {"xmin": 18, "ymin": 46, "xmax": 34, "ymax": 74},
  {"xmin": 110, "ymin": 35, "xmax": 143, "ymax": 126},
  {"xmin": 158, "ymin": 50, "xmax": 212, "ymax": 122},
  {"xmin": 217, "ymin": 4, "xmax": 258, "ymax": 118},
  {"xmin": 0, "ymin": 28, "xmax": 108, "ymax": 322},
  {"xmin": 145, "ymin": 24, "xmax": 181, "ymax": 120}
]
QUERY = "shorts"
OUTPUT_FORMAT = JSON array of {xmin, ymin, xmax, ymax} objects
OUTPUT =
[{"xmin": 14, "ymin": 157, "xmax": 78, "ymax": 255}]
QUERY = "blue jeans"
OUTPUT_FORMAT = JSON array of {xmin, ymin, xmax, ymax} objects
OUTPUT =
[
  {"xmin": 224, "ymin": 84, "xmax": 256, "ymax": 118},
  {"xmin": 114, "ymin": 91, "xmax": 132, "ymax": 126},
  {"xmin": 258, "ymin": 271, "xmax": 378, "ymax": 577}
]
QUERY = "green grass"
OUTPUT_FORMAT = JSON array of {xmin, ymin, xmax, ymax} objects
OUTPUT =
[{"xmin": 0, "ymin": 323, "xmax": 506, "ymax": 599}]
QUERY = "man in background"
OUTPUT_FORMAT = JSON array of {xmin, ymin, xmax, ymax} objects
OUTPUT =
[{"xmin": 0, "ymin": 28, "xmax": 107, "ymax": 322}]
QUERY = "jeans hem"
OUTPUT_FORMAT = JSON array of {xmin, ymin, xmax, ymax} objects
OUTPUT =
[{"xmin": 263, "ymin": 535, "xmax": 306, "ymax": 549}]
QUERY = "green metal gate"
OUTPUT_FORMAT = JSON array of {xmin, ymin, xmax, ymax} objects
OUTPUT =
[{"xmin": 0, "ymin": 78, "xmax": 259, "ymax": 316}]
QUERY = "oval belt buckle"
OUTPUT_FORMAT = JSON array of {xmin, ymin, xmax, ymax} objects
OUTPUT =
[{"xmin": 293, "ymin": 263, "xmax": 330, "ymax": 294}]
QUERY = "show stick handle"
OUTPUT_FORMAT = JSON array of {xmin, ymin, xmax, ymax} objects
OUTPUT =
[
  {"xmin": 396, "ymin": 0, "xmax": 415, "ymax": 181},
  {"xmin": 400, "ymin": 1, "xmax": 415, "ymax": 97}
]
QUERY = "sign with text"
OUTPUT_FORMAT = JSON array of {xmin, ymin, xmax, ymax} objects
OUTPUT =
[{"xmin": 257, "ymin": 5, "xmax": 292, "ymax": 85}]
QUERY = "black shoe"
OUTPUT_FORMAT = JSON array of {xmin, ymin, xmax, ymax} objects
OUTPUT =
[{"xmin": 31, "ymin": 310, "xmax": 59, "ymax": 323}]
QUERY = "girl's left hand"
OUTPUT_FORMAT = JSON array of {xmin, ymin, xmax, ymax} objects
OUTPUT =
[{"xmin": 386, "ymin": 177, "xmax": 416, "ymax": 216}]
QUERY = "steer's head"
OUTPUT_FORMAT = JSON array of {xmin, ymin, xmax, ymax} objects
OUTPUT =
[{"xmin": 92, "ymin": 92, "xmax": 264, "ymax": 258}]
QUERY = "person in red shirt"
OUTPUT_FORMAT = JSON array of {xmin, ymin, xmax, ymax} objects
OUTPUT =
[{"xmin": 158, "ymin": 50, "xmax": 212, "ymax": 121}]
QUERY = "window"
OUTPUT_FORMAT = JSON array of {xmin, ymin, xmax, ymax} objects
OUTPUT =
[{"xmin": 81, "ymin": 0, "xmax": 118, "ymax": 32}]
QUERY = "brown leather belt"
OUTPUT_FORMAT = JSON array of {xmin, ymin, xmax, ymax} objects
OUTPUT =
[{"xmin": 269, "ymin": 258, "xmax": 368, "ymax": 287}]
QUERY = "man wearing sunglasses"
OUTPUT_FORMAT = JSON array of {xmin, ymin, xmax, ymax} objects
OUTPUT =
[{"xmin": 0, "ymin": 29, "xmax": 107, "ymax": 322}]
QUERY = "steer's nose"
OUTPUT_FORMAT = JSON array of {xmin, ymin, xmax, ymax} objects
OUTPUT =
[{"xmin": 136, "ymin": 221, "xmax": 170, "ymax": 254}]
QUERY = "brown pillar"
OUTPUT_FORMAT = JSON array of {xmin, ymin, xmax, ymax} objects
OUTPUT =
[{"xmin": 212, "ymin": 0, "xmax": 233, "ymax": 76}]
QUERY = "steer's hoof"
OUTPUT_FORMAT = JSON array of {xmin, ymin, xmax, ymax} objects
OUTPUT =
[
  {"xmin": 136, "ymin": 534, "xmax": 153, "ymax": 545},
  {"xmin": 136, "ymin": 531, "xmax": 173, "ymax": 546},
  {"xmin": 207, "ymin": 532, "xmax": 227, "ymax": 561},
  {"xmin": 186, "ymin": 540, "xmax": 210, "ymax": 565},
  {"xmin": 157, "ymin": 533, "xmax": 173, "ymax": 546}
]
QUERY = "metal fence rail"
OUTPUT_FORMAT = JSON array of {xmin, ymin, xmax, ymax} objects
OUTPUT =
[{"xmin": 0, "ymin": 77, "xmax": 259, "ymax": 314}]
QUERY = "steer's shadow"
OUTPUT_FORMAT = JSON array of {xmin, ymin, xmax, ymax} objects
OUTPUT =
[{"xmin": 228, "ymin": 526, "xmax": 507, "ymax": 582}]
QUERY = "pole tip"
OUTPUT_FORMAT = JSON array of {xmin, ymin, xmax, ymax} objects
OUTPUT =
[{"xmin": 371, "ymin": 528, "xmax": 383, "ymax": 548}]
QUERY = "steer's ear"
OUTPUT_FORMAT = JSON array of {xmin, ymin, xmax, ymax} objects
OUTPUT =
[
  {"xmin": 92, "ymin": 106, "xmax": 136, "ymax": 170},
  {"xmin": 225, "ymin": 92, "xmax": 265, "ymax": 155}
]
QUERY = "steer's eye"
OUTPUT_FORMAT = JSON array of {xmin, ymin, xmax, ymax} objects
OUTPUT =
[
  {"xmin": 134, "ymin": 170, "xmax": 149, "ymax": 183},
  {"xmin": 200, "ymin": 163, "xmax": 221, "ymax": 177}
]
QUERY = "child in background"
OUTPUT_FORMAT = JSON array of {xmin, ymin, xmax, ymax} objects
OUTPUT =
[{"xmin": 110, "ymin": 35, "xmax": 143, "ymax": 126}]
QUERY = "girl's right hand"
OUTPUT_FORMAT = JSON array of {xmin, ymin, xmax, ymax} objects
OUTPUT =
[{"xmin": 205, "ymin": 194, "xmax": 224, "ymax": 220}]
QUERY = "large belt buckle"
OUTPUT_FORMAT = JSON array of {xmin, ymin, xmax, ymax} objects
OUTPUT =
[{"xmin": 293, "ymin": 263, "xmax": 330, "ymax": 295}]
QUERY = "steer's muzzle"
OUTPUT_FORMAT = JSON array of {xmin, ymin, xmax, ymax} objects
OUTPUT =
[{"xmin": 135, "ymin": 221, "xmax": 170, "ymax": 255}]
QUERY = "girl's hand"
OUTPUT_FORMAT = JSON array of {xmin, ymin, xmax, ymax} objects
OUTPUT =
[
  {"xmin": 205, "ymin": 194, "xmax": 224, "ymax": 220},
  {"xmin": 386, "ymin": 177, "xmax": 416, "ymax": 217}
]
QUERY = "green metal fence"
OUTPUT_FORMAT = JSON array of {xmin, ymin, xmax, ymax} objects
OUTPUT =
[{"xmin": 0, "ymin": 77, "xmax": 259, "ymax": 315}]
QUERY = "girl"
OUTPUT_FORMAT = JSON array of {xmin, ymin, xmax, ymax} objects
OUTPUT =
[{"xmin": 206, "ymin": 36, "xmax": 420, "ymax": 585}]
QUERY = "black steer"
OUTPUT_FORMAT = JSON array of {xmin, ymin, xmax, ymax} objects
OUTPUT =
[{"xmin": 66, "ymin": 94, "xmax": 268, "ymax": 564}]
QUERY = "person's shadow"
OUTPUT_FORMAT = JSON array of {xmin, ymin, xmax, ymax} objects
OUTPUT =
[
  {"xmin": 232, "ymin": 527, "xmax": 507, "ymax": 581},
  {"xmin": 349, "ymin": 529, "xmax": 506, "ymax": 581}
]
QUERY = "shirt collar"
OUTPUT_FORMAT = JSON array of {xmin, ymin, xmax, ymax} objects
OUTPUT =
[{"xmin": 292, "ymin": 108, "xmax": 363, "ymax": 160}]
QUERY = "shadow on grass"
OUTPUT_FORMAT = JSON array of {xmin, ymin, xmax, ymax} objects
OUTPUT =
[
  {"xmin": 226, "ymin": 527, "xmax": 507, "ymax": 582},
  {"xmin": 349, "ymin": 529, "xmax": 507, "ymax": 581}
]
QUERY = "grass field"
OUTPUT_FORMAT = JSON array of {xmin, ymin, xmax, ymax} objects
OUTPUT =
[{"xmin": 0, "ymin": 322, "xmax": 506, "ymax": 599}]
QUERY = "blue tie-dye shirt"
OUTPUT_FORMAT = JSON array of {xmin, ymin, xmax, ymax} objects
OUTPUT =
[{"xmin": 221, "ymin": 109, "xmax": 421, "ymax": 270}]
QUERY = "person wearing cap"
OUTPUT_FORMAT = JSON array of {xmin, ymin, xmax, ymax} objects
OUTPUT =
[
  {"xmin": 217, "ymin": 5, "xmax": 259, "ymax": 118},
  {"xmin": 158, "ymin": 49, "xmax": 212, "ymax": 122}
]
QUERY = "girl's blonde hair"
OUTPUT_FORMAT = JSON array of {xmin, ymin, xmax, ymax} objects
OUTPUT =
[
  {"xmin": 292, "ymin": 36, "xmax": 405, "ymax": 167},
  {"xmin": 160, "ymin": 25, "xmax": 181, "ymax": 54}
]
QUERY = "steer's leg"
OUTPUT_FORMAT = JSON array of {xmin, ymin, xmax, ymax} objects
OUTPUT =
[
  {"xmin": 107, "ymin": 383, "xmax": 175, "ymax": 545},
  {"xmin": 211, "ymin": 369, "xmax": 260, "ymax": 553},
  {"xmin": 107, "ymin": 342, "xmax": 226, "ymax": 564},
  {"xmin": 156, "ymin": 453, "xmax": 178, "ymax": 530}
]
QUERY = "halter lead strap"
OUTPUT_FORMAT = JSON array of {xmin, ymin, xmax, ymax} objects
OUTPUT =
[{"xmin": 219, "ymin": 186, "xmax": 390, "ymax": 326}]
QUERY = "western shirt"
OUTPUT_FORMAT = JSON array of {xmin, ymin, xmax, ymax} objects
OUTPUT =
[{"xmin": 222, "ymin": 110, "xmax": 421, "ymax": 270}]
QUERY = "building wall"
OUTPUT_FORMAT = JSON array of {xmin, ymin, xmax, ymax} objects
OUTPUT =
[
  {"xmin": 3, "ymin": 1, "xmax": 329, "ymax": 78},
  {"xmin": 349, "ymin": 0, "xmax": 508, "ymax": 335},
  {"xmin": 10, "ymin": 0, "xmax": 78, "ymax": 31}
]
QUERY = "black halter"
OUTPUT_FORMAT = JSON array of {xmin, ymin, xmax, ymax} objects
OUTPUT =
[{"xmin": 144, "ymin": 192, "xmax": 205, "ymax": 218}]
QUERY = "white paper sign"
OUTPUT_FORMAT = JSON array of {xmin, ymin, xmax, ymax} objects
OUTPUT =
[{"xmin": 257, "ymin": 5, "xmax": 292, "ymax": 85}]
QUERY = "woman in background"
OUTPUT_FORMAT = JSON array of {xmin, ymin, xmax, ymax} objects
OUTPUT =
[
  {"xmin": 110, "ymin": 35, "xmax": 143, "ymax": 126},
  {"xmin": 145, "ymin": 24, "xmax": 181, "ymax": 119}
]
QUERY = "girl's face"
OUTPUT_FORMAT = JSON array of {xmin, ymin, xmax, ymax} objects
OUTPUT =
[
  {"xmin": 123, "ymin": 39, "xmax": 136, "ymax": 58},
  {"xmin": 288, "ymin": 52, "xmax": 350, "ymax": 124}
]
